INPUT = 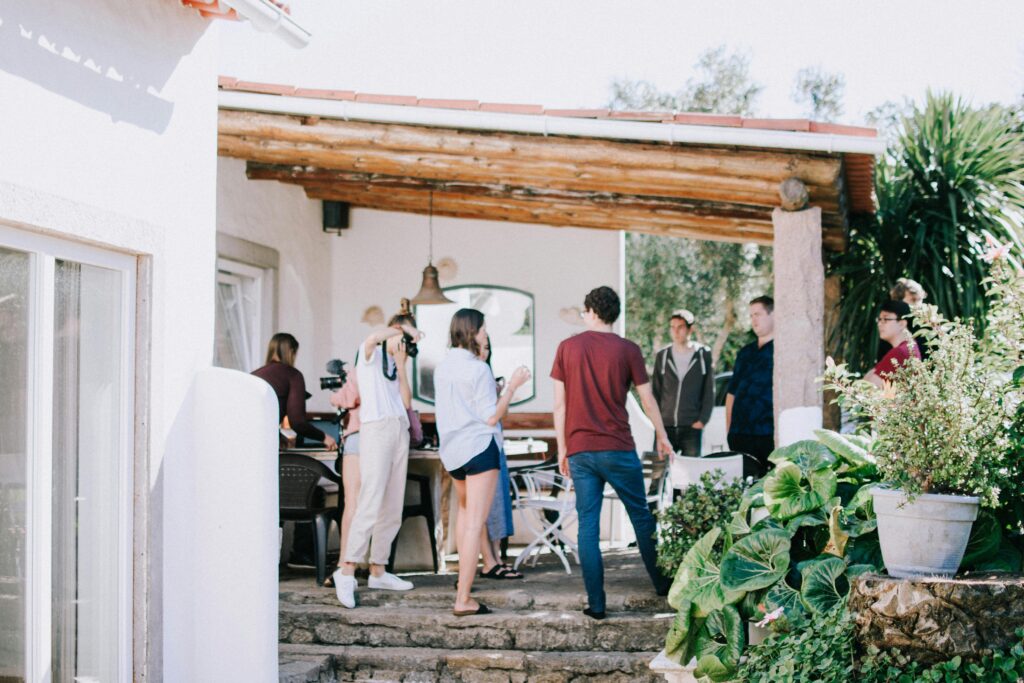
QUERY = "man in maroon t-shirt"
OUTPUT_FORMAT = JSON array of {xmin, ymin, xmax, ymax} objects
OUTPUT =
[
  {"xmin": 865, "ymin": 299, "xmax": 921, "ymax": 388},
  {"xmin": 551, "ymin": 286, "xmax": 673, "ymax": 619}
]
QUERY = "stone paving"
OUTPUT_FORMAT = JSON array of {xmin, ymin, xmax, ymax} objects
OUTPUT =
[{"xmin": 278, "ymin": 548, "xmax": 673, "ymax": 682}]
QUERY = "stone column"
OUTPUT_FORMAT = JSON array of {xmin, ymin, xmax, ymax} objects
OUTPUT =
[{"xmin": 772, "ymin": 206, "xmax": 824, "ymax": 445}]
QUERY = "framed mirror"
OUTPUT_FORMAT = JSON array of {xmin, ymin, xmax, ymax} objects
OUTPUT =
[{"xmin": 413, "ymin": 285, "xmax": 535, "ymax": 406}]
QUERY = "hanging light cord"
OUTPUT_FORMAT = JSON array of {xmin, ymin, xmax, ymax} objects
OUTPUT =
[{"xmin": 428, "ymin": 190, "xmax": 434, "ymax": 265}]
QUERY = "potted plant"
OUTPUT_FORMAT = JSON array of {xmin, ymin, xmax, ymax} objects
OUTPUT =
[{"xmin": 824, "ymin": 242, "xmax": 1024, "ymax": 578}]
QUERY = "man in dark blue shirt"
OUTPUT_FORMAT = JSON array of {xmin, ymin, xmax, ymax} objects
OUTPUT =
[{"xmin": 726, "ymin": 296, "xmax": 775, "ymax": 478}]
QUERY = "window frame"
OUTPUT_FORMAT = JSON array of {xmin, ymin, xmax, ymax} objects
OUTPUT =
[{"xmin": 0, "ymin": 224, "xmax": 136, "ymax": 683}]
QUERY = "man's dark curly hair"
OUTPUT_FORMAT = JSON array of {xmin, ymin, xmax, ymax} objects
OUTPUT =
[{"xmin": 584, "ymin": 286, "xmax": 621, "ymax": 324}]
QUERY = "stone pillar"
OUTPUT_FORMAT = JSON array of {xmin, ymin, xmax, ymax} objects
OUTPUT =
[{"xmin": 772, "ymin": 206, "xmax": 824, "ymax": 445}]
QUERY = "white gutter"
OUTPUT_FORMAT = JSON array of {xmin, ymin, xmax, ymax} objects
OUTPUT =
[
  {"xmin": 221, "ymin": 0, "xmax": 311, "ymax": 48},
  {"xmin": 218, "ymin": 90, "xmax": 885, "ymax": 156}
]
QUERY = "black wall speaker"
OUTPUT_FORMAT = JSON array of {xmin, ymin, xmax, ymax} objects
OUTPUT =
[{"xmin": 322, "ymin": 201, "xmax": 350, "ymax": 235}]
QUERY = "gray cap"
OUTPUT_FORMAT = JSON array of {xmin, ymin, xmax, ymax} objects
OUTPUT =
[{"xmin": 670, "ymin": 309, "xmax": 695, "ymax": 326}]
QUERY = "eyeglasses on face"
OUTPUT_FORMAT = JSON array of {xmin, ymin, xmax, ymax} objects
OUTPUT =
[{"xmin": 876, "ymin": 316, "xmax": 900, "ymax": 323}]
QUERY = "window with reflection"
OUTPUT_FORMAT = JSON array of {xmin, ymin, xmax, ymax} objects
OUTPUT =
[{"xmin": 414, "ymin": 286, "xmax": 535, "ymax": 405}]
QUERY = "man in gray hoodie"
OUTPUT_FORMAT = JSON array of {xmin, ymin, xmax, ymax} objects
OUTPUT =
[{"xmin": 651, "ymin": 309, "xmax": 715, "ymax": 457}]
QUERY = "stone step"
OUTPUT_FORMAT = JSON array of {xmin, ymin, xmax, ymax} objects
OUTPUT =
[
  {"xmin": 279, "ymin": 651, "xmax": 335, "ymax": 683},
  {"xmin": 279, "ymin": 603, "xmax": 672, "ymax": 653},
  {"xmin": 280, "ymin": 578, "xmax": 667, "ymax": 614},
  {"xmin": 279, "ymin": 643, "xmax": 662, "ymax": 682}
]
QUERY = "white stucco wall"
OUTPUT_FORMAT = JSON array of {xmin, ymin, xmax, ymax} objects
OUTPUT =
[
  {"xmin": 216, "ymin": 157, "xmax": 336, "ymax": 409},
  {"xmin": 0, "ymin": 1, "xmax": 223, "ymax": 679}
]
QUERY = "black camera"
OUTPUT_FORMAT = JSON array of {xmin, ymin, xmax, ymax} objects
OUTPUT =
[
  {"xmin": 402, "ymin": 332, "xmax": 419, "ymax": 358},
  {"xmin": 319, "ymin": 358, "xmax": 348, "ymax": 391}
]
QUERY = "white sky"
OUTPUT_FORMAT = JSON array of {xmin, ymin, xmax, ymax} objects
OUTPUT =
[{"xmin": 218, "ymin": 1, "xmax": 1024, "ymax": 125}]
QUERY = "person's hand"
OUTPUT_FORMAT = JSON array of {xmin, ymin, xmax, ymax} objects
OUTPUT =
[
  {"xmin": 691, "ymin": 420, "xmax": 705, "ymax": 430},
  {"xmin": 509, "ymin": 366, "xmax": 531, "ymax": 389},
  {"xmin": 393, "ymin": 341, "xmax": 408, "ymax": 364},
  {"xmin": 401, "ymin": 324, "xmax": 423, "ymax": 342},
  {"xmin": 323, "ymin": 434, "xmax": 338, "ymax": 451},
  {"xmin": 656, "ymin": 433, "xmax": 674, "ymax": 459},
  {"xmin": 558, "ymin": 450, "xmax": 570, "ymax": 477}
]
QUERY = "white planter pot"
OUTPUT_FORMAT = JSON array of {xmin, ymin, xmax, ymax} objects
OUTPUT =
[
  {"xmin": 871, "ymin": 487, "xmax": 979, "ymax": 578},
  {"xmin": 649, "ymin": 650, "xmax": 698, "ymax": 683}
]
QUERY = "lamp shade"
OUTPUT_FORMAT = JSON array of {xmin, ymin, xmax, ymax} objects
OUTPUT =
[{"xmin": 411, "ymin": 264, "xmax": 455, "ymax": 305}]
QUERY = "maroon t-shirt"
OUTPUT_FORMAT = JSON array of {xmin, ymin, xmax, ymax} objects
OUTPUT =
[
  {"xmin": 873, "ymin": 340, "xmax": 920, "ymax": 380},
  {"xmin": 550, "ymin": 331, "xmax": 650, "ymax": 456}
]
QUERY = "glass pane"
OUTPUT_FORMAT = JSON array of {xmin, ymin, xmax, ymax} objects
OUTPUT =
[
  {"xmin": 414, "ymin": 287, "xmax": 535, "ymax": 404},
  {"xmin": 214, "ymin": 279, "xmax": 244, "ymax": 371},
  {"xmin": 52, "ymin": 260, "xmax": 123, "ymax": 682},
  {"xmin": 0, "ymin": 248, "xmax": 30, "ymax": 683}
]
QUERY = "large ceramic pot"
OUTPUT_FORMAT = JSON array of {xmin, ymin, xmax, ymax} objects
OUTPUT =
[{"xmin": 871, "ymin": 487, "xmax": 979, "ymax": 578}]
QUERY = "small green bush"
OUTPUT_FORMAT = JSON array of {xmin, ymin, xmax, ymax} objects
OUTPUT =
[{"xmin": 656, "ymin": 469, "xmax": 745, "ymax": 576}]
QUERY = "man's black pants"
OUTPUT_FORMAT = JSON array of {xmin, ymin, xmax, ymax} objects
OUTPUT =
[{"xmin": 727, "ymin": 433, "xmax": 775, "ymax": 479}]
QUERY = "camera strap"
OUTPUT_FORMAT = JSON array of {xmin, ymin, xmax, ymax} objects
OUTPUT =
[{"xmin": 381, "ymin": 340, "xmax": 397, "ymax": 380}]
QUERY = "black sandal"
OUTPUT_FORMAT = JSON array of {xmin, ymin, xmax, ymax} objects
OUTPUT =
[{"xmin": 480, "ymin": 564, "xmax": 524, "ymax": 580}]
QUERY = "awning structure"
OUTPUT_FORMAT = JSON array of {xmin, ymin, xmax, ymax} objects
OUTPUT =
[{"xmin": 217, "ymin": 79, "xmax": 882, "ymax": 250}]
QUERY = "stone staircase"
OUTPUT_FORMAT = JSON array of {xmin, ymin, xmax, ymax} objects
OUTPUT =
[{"xmin": 278, "ymin": 550, "xmax": 673, "ymax": 682}]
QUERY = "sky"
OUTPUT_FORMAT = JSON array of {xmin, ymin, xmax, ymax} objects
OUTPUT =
[{"xmin": 218, "ymin": 1, "xmax": 1024, "ymax": 126}]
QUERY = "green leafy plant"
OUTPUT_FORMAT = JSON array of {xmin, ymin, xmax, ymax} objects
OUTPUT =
[
  {"xmin": 824, "ymin": 250, "xmax": 1024, "ymax": 508},
  {"xmin": 657, "ymin": 470, "xmax": 746, "ymax": 576}
]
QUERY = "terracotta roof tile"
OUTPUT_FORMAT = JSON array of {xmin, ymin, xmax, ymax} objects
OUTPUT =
[
  {"xmin": 231, "ymin": 81, "xmax": 296, "ymax": 96},
  {"xmin": 294, "ymin": 87, "xmax": 356, "ymax": 101},
  {"xmin": 479, "ymin": 102, "xmax": 544, "ymax": 114},
  {"xmin": 354, "ymin": 93, "xmax": 419, "ymax": 106},
  {"xmin": 671, "ymin": 113, "xmax": 743, "ymax": 127},
  {"xmin": 218, "ymin": 75, "xmax": 239, "ymax": 88},
  {"xmin": 417, "ymin": 98, "xmax": 480, "ymax": 110},
  {"xmin": 809, "ymin": 121, "xmax": 878, "ymax": 137},
  {"xmin": 608, "ymin": 110, "xmax": 673, "ymax": 122},
  {"xmin": 742, "ymin": 118, "xmax": 812, "ymax": 132}
]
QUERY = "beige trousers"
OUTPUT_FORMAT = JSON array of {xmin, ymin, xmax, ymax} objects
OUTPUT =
[{"xmin": 343, "ymin": 415, "xmax": 409, "ymax": 566}]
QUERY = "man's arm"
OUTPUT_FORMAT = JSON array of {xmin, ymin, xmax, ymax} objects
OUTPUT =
[
  {"xmin": 635, "ymin": 382, "xmax": 673, "ymax": 458},
  {"xmin": 651, "ymin": 350, "xmax": 663, "ymax": 405},
  {"xmin": 697, "ymin": 348, "xmax": 714, "ymax": 427},
  {"xmin": 553, "ymin": 379, "xmax": 569, "ymax": 475},
  {"xmin": 864, "ymin": 370, "xmax": 884, "ymax": 389}
]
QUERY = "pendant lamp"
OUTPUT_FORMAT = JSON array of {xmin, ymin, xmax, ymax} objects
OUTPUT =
[{"xmin": 411, "ymin": 192, "xmax": 455, "ymax": 305}]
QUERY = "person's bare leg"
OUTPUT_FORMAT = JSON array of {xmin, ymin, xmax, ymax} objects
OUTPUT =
[
  {"xmin": 452, "ymin": 478, "xmax": 468, "ymax": 580},
  {"xmin": 339, "ymin": 454, "xmax": 361, "ymax": 574},
  {"xmin": 480, "ymin": 527, "xmax": 498, "ymax": 574},
  {"xmin": 454, "ymin": 470, "xmax": 498, "ymax": 612}
]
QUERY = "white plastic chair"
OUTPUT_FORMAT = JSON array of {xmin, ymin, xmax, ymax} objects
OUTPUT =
[
  {"xmin": 511, "ymin": 467, "xmax": 578, "ymax": 574},
  {"xmin": 670, "ymin": 451, "xmax": 745, "ymax": 490}
]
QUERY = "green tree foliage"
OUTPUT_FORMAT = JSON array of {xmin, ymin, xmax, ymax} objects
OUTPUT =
[
  {"xmin": 792, "ymin": 66, "xmax": 845, "ymax": 122},
  {"xmin": 609, "ymin": 46, "xmax": 763, "ymax": 115},
  {"xmin": 831, "ymin": 91, "xmax": 1024, "ymax": 372}
]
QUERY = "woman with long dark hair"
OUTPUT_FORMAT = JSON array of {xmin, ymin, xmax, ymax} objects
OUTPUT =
[
  {"xmin": 252, "ymin": 332, "xmax": 337, "ymax": 451},
  {"xmin": 435, "ymin": 309, "xmax": 530, "ymax": 616}
]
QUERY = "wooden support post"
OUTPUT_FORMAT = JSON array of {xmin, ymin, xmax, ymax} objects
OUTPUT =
[{"xmin": 772, "ymin": 205, "xmax": 825, "ymax": 445}]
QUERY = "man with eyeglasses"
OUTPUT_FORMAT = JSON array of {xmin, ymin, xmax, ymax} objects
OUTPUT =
[
  {"xmin": 865, "ymin": 299, "xmax": 920, "ymax": 388},
  {"xmin": 726, "ymin": 296, "xmax": 775, "ymax": 478}
]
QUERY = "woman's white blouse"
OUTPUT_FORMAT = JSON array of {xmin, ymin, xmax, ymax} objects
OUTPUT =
[
  {"xmin": 355, "ymin": 344, "xmax": 406, "ymax": 424},
  {"xmin": 434, "ymin": 347, "xmax": 500, "ymax": 471}
]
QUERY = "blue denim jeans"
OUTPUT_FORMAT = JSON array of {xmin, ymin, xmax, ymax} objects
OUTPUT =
[{"xmin": 568, "ymin": 450, "xmax": 670, "ymax": 613}]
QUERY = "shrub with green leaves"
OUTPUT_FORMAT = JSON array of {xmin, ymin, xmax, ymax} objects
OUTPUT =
[{"xmin": 657, "ymin": 470, "xmax": 745, "ymax": 576}]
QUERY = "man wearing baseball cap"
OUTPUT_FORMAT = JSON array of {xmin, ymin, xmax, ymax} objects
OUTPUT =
[{"xmin": 651, "ymin": 309, "xmax": 715, "ymax": 458}]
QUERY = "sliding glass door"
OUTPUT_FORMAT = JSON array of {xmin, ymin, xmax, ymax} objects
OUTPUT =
[{"xmin": 0, "ymin": 226, "xmax": 135, "ymax": 683}]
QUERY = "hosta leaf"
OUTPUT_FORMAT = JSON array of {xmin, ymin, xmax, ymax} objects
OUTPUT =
[
  {"xmin": 670, "ymin": 528, "xmax": 744, "ymax": 617},
  {"xmin": 738, "ymin": 589, "xmax": 767, "ymax": 621},
  {"xmin": 846, "ymin": 564, "xmax": 876, "ymax": 579},
  {"xmin": 800, "ymin": 555, "xmax": 850, "ymax": 614},
  {"xmin": 725, "ymin": 510, "xmax": 752, "ymax": 538},
  {"xmin": 763, "ymin": 462, "xmax": 837, "ymax": 520},
  {"xmin": 664, "ymin": 600, "xmax": 694, "ymax": 663},
  {"xmin": 768, "ymin": 439, "xmax": 836, "ymax": 473},
  {"xmin": 764, "ymin": 577, "xmax": 805, "ymax": 618},
  {"xmin": 813, "ymin": 429, "xmax": 875, "ymax": 470},
  {"xmin": 693, "ymin": 654, "xmax": 733, "ymax": 683},
  {"xmin": 844, "ymin": 433, "xmax": 874, "ymax": 451},
  {"xmin": 960, "ymin": 511, "xmax": 1002, "ymax": 568},
  {"xmin": 845, "ymin": 532, "xmax": 884, "ymax": 570},
  {"xmin": 974, "ymin": 539, "xmax": 1023, "ymax": 573},
  {"xmin": 823, "ymin": 506, "xmax": 850, "ymax": 558},
  {"xmin": 720, "ymin": 529, "xmax": 792, "ymax": 592},
  {"xmin": 692, "ymin": 605, "xmax": 745, "ymax": 673}
]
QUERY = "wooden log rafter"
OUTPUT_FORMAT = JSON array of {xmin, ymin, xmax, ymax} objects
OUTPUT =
[{"xmin": 218, "ymin": 109, "xmax": 851, "ymax": 249}]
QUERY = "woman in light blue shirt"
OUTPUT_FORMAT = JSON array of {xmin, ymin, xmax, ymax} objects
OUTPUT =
[{"xmin": 435, "ymin": 308, "xmax": 530, "ymax": 616}]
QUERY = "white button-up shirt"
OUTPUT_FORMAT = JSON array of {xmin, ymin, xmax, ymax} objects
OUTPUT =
[{"xmin": 434, "ymin": 347, "xmax": 500, "ymax": 471}]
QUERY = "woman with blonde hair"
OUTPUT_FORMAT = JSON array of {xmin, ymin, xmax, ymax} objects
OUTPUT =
[
  {"xmin": 435, "ymin": 309, "xmax": 530, "ymax": 616},
  {"xmin": 332, "ymin": 302, "xmax": 422, "ymax": 609}
]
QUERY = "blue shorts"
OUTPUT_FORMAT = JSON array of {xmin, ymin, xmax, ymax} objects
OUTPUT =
[{"xmin": 448, "ymin": 437, "xmax": 500, "ymax": 480}]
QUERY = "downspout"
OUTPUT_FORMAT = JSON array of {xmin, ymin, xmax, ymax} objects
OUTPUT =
[
  {"xmin": 220, "ymin": 0, "xmax": 311, "ymax": 48},
  {"xmin": 218, "ymin": 90, "xmax": 885, "ymax": 155}
]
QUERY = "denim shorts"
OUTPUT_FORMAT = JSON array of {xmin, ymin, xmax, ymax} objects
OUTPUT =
[{"xmin": 448, "ymin": 437, "xmax": 500, "ymax": 480}]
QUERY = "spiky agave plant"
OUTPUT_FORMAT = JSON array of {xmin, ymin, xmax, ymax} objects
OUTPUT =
[{"xmin": 831, "ymin": 91, "xmax": 1024, "ymax": 372}]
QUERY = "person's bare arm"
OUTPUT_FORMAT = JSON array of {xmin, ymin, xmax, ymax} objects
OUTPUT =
[
  {"xmin": 486, "ymin": 366, "xmax": 531, "ymax": 426},
  {"xmin": 635, "ymin": 382, "xmax": 673, "ymax": 458},
  {"xmin": 394, "ymin": 343, "xmax": 412, "ymax": 409},
  {"xmin": 553, "ymin": 379, "xmax": 569, "ymax": 476},
  {"xmin": 362, "ymin": 323, "xmax": 423, "ymax": 361},
  {"xmin": 725, "ymin": 393, "xmax": 735, "ymax": 433},
  {"xmin": 864, "ymin": 370, "xmax": 884, "ymax": 389}
]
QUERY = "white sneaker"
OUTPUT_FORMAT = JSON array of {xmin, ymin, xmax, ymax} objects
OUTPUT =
[
  {"xmin": 367, "ymin": 571, "xmax": 414, "ymax": 591},
  {"xmin": 333, "ymin": 570, "xmax": 357, "ymax": 608}
]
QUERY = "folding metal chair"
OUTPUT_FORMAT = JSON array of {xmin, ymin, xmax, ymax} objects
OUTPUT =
[{"xmin": 511, "ymin": 464, "xmax": 578, "ymax": 574}]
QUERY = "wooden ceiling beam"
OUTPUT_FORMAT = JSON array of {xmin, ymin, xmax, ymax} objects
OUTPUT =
[
  {"xmin": 220, "ymin": 110, "xmax": 844, "ymax": 187},
  {"xmin": 221, "ymin": 135, "xmax": 842, "ymax": 213}
]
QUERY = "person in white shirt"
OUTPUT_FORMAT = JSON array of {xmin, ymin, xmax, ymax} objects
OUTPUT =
[
  {"xmin": 332, "ymin": 304, "xmax": 423, "ymax": 609},
  {"xmin": 435, "ymin": 309, "xmax": 530, "ymax": 616}
]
